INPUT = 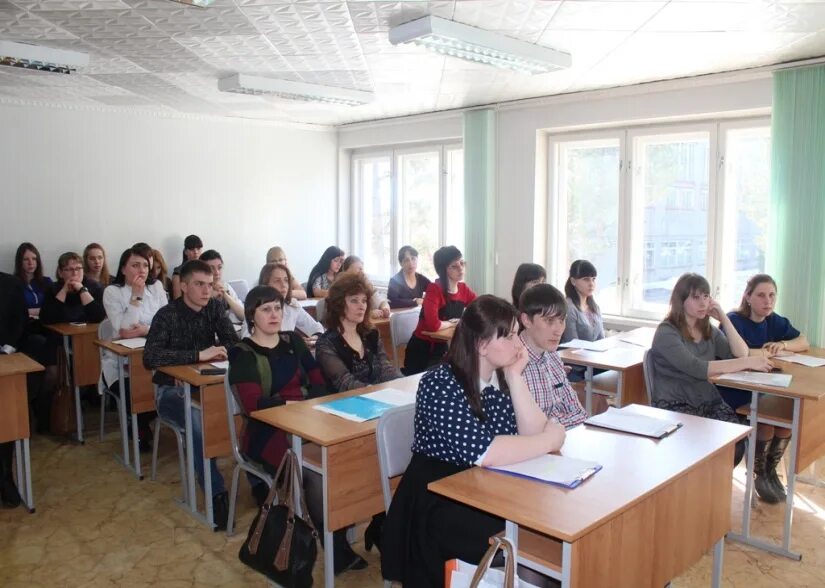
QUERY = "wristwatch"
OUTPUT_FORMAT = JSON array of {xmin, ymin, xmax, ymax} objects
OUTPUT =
[
  {"xmin": 131, "ymin": 295, "xmax": 143, "ymax": 304},
  {"xmin": 78, "ymin": 286, "xmax": 89, "ymax": 294}
]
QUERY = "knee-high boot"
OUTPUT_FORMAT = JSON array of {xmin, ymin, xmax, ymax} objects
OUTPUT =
[
  {"xmin": 765, "ymin": 436, "xmax": 791, "ymax": 501},
  {"xmin": 754, "ymin": 439, "xmax": 781, "ymax": 503}
]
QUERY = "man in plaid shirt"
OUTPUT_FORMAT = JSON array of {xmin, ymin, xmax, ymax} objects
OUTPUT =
[{"xmin": 518, "ymin": 283, "xmax": 587, "ymax": 428}]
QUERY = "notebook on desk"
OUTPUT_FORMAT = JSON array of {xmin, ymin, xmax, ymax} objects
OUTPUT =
[
  {"xmin": 558, "ymin": 338, "xmax": 615, "ymax": 352},
  {"xmin": 585, "ymin": 406, "xmax": 682, "ymax": 439},
  {"xmin": 717, "ymin": 371, "xmax": 793, "ymax": 388},
  {"xmin": 113, "ymin": 337, "xmax": 146, "ymax": 349},
  {"xmin": 488, "ymin": 454, "xmax": 601, "ymax": 489},
  {"xmin": 313, "ymin": 387, "xmax": 416, "ymax": 423},
  {"xmin": 774, "ymin": 354, "xmax": 825, "ymax": 368}
]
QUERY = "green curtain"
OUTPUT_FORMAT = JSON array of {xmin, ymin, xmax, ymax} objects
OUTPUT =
[
  {"xmin": 769, "ymin": 65, "xmax": 825, "ymax": 346},
  {"xmin": 463, "ymin": 109, "xmax": 496, "ymax": 294}
]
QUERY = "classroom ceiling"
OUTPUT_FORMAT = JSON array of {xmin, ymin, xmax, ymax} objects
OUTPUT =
[{"xmin": 1, "ymin": 0, "xmax": 825, "ymax": 126}]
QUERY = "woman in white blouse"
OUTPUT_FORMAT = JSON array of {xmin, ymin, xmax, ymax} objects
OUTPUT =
[
  {"xmin": 102, "ymin": 246, "xmax": 168, "ymax": 451},
  {"xmin": 259, "ymin": 262, "xmax": 323, "ymax": 337}
]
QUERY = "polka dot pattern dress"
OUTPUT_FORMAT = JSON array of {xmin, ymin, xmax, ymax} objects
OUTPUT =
[{"xmin": 411, "ymin": 363, "xmax": 517, "ymax": 467}]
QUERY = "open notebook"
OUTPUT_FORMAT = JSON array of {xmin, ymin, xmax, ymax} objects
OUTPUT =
[
  {"xmin": 312, "ymin": 388, "xmax": 416, "ymax": 423},
  {"xmin": 774, "ymin": 354, "xmax": 825, "ymax": 368},
  {"xmin": 585, "ymin": 406, "xmax": 681, "ymax": 439},
  {"xmin": 716, "ymin": 371, "xmax": 793, "ymax": 388},
  {"xmin": 488, "ymin": 454, "xmax": 601, "ymax": 489},
  {"xmin": 113, "ymin": 337, "xmax": 146, "ymax": 349}
]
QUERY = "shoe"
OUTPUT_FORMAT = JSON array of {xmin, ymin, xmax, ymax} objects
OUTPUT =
[
  {"xmin": 251, "ymin": 482, "xmax": 269, "ymax": 508},
  {"xmin": 332, "ymin": 529, "xmax": 368, "ymax": 575},
  {"xmin": 212, "ymin": 491, "xmax": 229, "ymax": 531},
  {"xmin": 765, "ymin": 436, "xmax": 790, "ymax": 501},
  {"xmin": 1, "ymin": 476, "xmax": 22, "ymax": 508},
  {"xmin": 364, "ymin": 513, "xmax": 384, "ymax": 552},
  {"xmin": 753, "ymin": 439, "xmax": 781, "ymax": 503}
]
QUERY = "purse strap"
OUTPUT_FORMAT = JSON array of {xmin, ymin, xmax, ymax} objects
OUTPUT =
[
  {"xmin": 469, "ymin": 536, "xmax": 516, "ymax": 588},
  {"xmin": 247, "ymin": 449, "xmax": 296, "ymax": 555}
]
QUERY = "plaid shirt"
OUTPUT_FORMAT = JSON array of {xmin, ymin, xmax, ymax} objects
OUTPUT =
[{"xmin": 520, "ymin": 333, "xmax": 587, "ymax": 429}]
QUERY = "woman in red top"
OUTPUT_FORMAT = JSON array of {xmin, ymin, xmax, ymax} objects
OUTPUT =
[{"xmin": 403, "ymin": 246, "xmax": 476, "ymax": 374}]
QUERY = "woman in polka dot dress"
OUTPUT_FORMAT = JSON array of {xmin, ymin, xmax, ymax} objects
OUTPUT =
[{"xmin": 381, "ymin": 295, "xmax": 567, "ymax": 587}]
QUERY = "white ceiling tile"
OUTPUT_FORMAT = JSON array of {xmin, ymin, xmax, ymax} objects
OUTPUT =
[
  {"xmin": 31, "ymin": 9, "xmax": 167, "ymax": 39},
  {"xmin": 538, "ymin": 30, "xmax": 632, "ymax": 69},
  {"xmin": 547, "ymin": 1, "xmax": 668, "ymax": 32},
  {"xmin": 11, "ymin": 0, "xmax": 130, "ymax": 9},
  {"xmin": 452, "ymin": 0, "xmax": 561, "ymax": 42},
  {"xmin": 0, "ymin": 9, "xmax": 79, "ymax": 39},
  {"xmin": 643, "ymin": 2, "xmax": 796, "ymax": 33}
]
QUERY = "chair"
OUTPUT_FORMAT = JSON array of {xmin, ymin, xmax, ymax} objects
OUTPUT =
[
  {"xmin": 315, "ymin": 298, "xmax": 327, "ymax": 323},
  {"xmin": 97, "ymin": 319, "xmax": 122, "ymax": 440},
  {"xmin": 642, "ymin": 350, "xmax": 655, "ymax": 405},
  {"xmin": 389, "ymin": 310, "xmax": 419, "ymax": 369},
  {"xmin": 228, "ymin": 279, "xmax": 249, "ymax": 302},
  {"xmin": 150, "ymin": 383, "xmax": 189, "ymax": 505},
  {"xmin": 225, "ymin": 374, "xmax": 274, "ymax": 536}
]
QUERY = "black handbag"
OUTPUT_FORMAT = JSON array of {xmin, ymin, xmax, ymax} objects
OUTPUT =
[{"xmin": 238, "ymin": 449, "xmax": 318, "ymax": 587}]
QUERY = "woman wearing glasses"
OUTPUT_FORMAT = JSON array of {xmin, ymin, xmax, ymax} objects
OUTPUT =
[
  {"xmin": 41, "ymin": 252, "xmax": 106, "ymax": 325},
  {"xmin": 403, "ymin": 246, "xmax": 476, "ymax": 374}
]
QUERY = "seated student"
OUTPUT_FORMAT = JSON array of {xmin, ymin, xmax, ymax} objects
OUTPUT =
[
  {"xmin": 199, "ymin": 250, "xmax": 244, "ymax": 330},
  {"xmin": 382, "ymin": 295, "xmax": 566, "ymax": 586},
  {"xmin": 131, "ymin": 242, "xmax": 168, "ymax": 302},
  {"xmin": 41, "ymin": 252, "xmax": 106, "ymax": 325},
  {"xmin": 404, "ymin": 246, "xmax": 476, "ymax": 375},
  {"xmin": 171, "ymin": 235, "xmax": 203, "ymax": 300},
  {"xmin": 14, "ymin": 242, "xmax": 53, "ymax": 319},
  {"xmin": 387, "ymin": 245, "xmax": 431, "ymax": 309},
  {"xmin": 151, "ymin": 249, "xmax": 173, "ymax": 297},
  {"xmin": 519, "ymin": 284, "xmax": 588, "ymax": 428},
  {"xmin": 259, "ymin": 263, "xmax": 323, "ymax": 337},
  {"xmin": 0, "ymin": 271, "xmax": 27, "ymax": 508},
  {"xmin": 306, "ymin": 246, "xmax": 345, "ymax": 298},
  {"xmin": 723, "ymin": 274, "xmax": 807, "ymax": 503},
  {"xmin": 340, "ymin": 255, "xmax": 391, "ymax": 319},
  {"xmin": 511, "ymin": 262, "xmax": 546, "ymax": 307},
  {"xmin": 265, "ymin": 246, "xmax": 307, "ymax": 300},
  {"xmin": 562, "ymin": 260, "xmax": 605, "ymax": 382},
  {"xmin": 102, "ymin": 246, "xmax": 167, "ymax": 451},
  {"xmin": 83, "ymin": 243, "xmax": 111, "ymax": 287},
  {"xmin": 649, "ymin": 273, "xmax": 773, "ymax": 467},
  {"xmin": 228, "ymin": 286, "xmax": 367, "ymax": 574},
  {"xmin": 315, "ymin": 272, "xmax": 402, "ymax": 392},
  {"xmin": 143, "ymin": 259, "xmax": 239, "ymax": 530}
]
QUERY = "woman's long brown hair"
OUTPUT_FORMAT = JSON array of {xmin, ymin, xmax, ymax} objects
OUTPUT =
[{"xmin": 665, "ymin": 273, "xmax": 712, "ymax": 341}]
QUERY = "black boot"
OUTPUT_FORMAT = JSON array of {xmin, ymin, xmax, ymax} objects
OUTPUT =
[
  {"xmin": 364, "ymin": 513, "xmax": 384, "ymax": 553},
  {"xmin": 331, "ymin": 529, "xmax": 367, "ymax": 575},
  {"xmin": 0, "ymin": 442, "xmax": 22, "ymax": 508},
  {"xmin": 754, "ymin": 439, "xmax": 781, "ymax": 503},
  {"xmin": 212, "ymin": 491, "xmax": 229, "ymax": 531},
  {"xmin": 765, "ymin": 436, "xmax": 790, "ymax": 501}
]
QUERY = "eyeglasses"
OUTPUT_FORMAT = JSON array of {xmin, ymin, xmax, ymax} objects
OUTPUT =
[{"xmin": 62, "ymin": 266, "xmax": 83, "ymax": 274}]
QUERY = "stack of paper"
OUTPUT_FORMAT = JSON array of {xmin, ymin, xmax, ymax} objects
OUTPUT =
[
  {"xmin": 313, "ymin": 387, "xmax": 415, "ymax": 423},
  {"xmin": 558, "ymin": 338, "xmax": 615, "ymax": 352},
  {"xmin": 489, "ymin": 454, "xmax": 601, "ymax": 489},
  {"xmin": 585, "ymin": 407, "xmax": 681, "ymax": 439},
  {"xmin": 774, "ymin": 354, "xmax": 825, "ymax": 368},
  {"xmin": 211, "ymin": 360, "xmax": 229, "ymax": 370},
  {"xmin": 717, "ymin": 371, "xmax": 793, "ymax": 388},
  {"xmin": 113, "ymin": 337, "xmax": 146, "ymax": 349},
  {"xmin": 618, "ymin": 327, "xmax": 656, "ymax": 348}
]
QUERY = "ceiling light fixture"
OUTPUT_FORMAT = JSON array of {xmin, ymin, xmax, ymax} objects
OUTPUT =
[
  {"xmin": 0, "ymin": 40, "xmax": 89, "ymax": 74},
  {"xmin": 388, "ymin": 15, "xmax": 571, "ymax": 75},
  {"xmin": 218, "ymin": 73, "xmax": 374, "ymax": 106}
]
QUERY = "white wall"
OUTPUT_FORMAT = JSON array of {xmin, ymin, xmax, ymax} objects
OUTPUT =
[{"xmin": 0, "ymin": 104, "xmax": 338, "ymax": 288}]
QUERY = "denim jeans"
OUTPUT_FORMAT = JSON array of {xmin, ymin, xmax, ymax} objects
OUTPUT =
[{"xmin": 155, "ymin": 384, "xmax": 225, "ymax": 497}]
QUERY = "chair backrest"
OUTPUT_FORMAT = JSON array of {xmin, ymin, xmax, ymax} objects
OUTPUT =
[
  {"xmin": 224, "ymin": 374, "xmax": 246, "ymax": 465},
  {"xmin": 228, "ymin": 279, "xmax": 249, "ymax": 302},
  {"xmin": 389, "ymin": 310, "xmax": 419, "ymax": 368},
  {"xmin": 375, "ymin": 403, "xmax": 416, "ymax": 512},
  {"xmin": 642, "ymin": 349, "xmax": 655, "ymax": 405},
  {"xmin": 315, "ymin": 298, "xmax": 327, "ymax": 323},
  {"xmin": 97, "ymin": 319, "xmax": 114, "ymax": 392}
]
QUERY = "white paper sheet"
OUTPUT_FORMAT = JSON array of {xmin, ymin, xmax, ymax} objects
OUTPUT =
[
  {"xmin": 489, "ymin": 454, "xmax": 601, "ymax": 487},
  {"xmin": 113, "ymin": 337, "xmax": 146, "ymax": 349},
  {"xmin": 361, "ymin": 387, "xmax": 416, "ymax": 407},
  {"xmin": 585, "ymin": 406, "xmax": 681, "ymax": 438},
  {"xmin": 557, "ymin": 338, "xmax": 615, "ymax": 352},
  {"xmin": 211, "ymin": 360, "xmax": 229, "ymax": 369},
  {"xmin": 717, "ymin": 371, "xmax": 792, "ymax": 388},
  {"xmin": 773, "ymin": 354, "xmax": 825, "ymax": 368}
]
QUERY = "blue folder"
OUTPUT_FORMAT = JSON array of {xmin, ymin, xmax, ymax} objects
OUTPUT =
[{"xmin": 316, "ymin": 396, "xmax": 396, "ymax": 421}]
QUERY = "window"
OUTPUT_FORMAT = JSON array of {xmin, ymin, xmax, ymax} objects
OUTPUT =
[
  {"xmin": 352, "ymin": 142, "xmax": 463, "ymax": 281},
  {"xmin": 549, "ymin": 118, "xmax": 770, "ymax": 320}
]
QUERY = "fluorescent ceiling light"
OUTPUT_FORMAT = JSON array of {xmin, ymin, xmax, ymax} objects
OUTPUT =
[
  {"xmin": 218, "ymin": 73, "xmax": 374, "ymax": 106},
  {"xmin": 389, "ymin": 15, "xmax": 572, "ymax": 75},
  {"xmin": 0, "ymin": 40, "xmax": 88, "ymax": 74}
]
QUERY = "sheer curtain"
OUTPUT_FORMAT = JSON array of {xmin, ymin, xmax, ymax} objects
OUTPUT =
[{"xmin": 769, "ymin": 64, "xmax": 825, "ymax": 345}]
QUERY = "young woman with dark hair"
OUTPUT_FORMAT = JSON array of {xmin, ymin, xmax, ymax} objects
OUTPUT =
[
  {"xmin": 14, "ymin": 242, "xmax": 52, "ymax": 318},
  {"xmin": 171, "ymin": 234, "xmax": 203, "ymax": 300},
  {"xmin": 306, "ymin": 246, "xmax": 345, "ymax": 298},
  {"xmin": 720, "ymin": 273, "xmax": 807, "ymax": 502},
  {"xmin": 382, "ymin": 295, "xmax": 566, "ymax": 586},
  {"xmin": 510, "ymin": 262, "xmax": 546, "ymax": 307},
  {"xmin": 649, "ymin": 273, "xmax": 773, "ymax": 468},
  {"xmin": 387, "ymin": 245, "xmax": 431, "ymax": 308},
  {"xmin": 403, "ymin": 246, "xmax": 476, "ymax": 375},
  {"xmin": 562, "ymin": 259, "xmax": 603, "ymax": 343},
  {"xmin": 83, "ymin": 243, "xmax": 111, "ymax": 287}
]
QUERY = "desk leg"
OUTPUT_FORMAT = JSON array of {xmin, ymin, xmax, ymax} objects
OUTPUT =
[
  {"xmin": 781, "ymin": 398, "xmax": 801, "ymax": 553},
  {"xmin": 561, "ymin": 542, "xmax": 572, "ymax": 588},
  {"xmin": 711, "ymin": 537, "xmax": 724, "ymax": 588},
  {"xmin": 117, "ymin": 357, "xmax": 130, "ymax": 468},
  {"xmin": 584, "ymin": 366, "xmax": 593, "ymax": 416},
  {"xmin": 615, "ymin": 371, "xmax": 623, "ymax": 407},
  {"xmin": 14, "ymin": 439, "xmax": 34, "ymax": 513},
  {"xmin": 184, "ymin": 383, "xmax": 197, "ymax": 515},
  {"xmin": 322, "ymin": 446, "xmax": 333, "ymax": 588},
  {"xmin": 127, "ymin": 357, "xmax": 142, "ymax": 479},
  {"xmin": 64, "ymin": 336, "xmax": 84, "ymax": 443}
]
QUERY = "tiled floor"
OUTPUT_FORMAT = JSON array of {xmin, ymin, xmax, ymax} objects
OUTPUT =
[{"xmin": 2, "ymin": 419, "xmax": 825, "ymax": 588}]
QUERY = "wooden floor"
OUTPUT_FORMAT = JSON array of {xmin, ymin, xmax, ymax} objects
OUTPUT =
[{"xmin": 2, "ymin": 415, "xmax": 825, "ymax": 588}]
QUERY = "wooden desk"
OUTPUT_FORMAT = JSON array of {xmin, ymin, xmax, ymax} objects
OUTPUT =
[
  {"xmin": 252, "ymin": 373, "xmax": 423, "ymax": 588},
  {"xmin": 157, "ymin": 364, "xmax": 228, "ymax": 529},
  {"xmin": 0, "ymin": 353, "xmax": 45, "ymax": 512},
  {"xmin": 94, "ymin": 340, "xmax": 156, "ymax": 479},
  {"xmin": 421, "ymin": 324, "xmax": 455, "ymax": 342},
  {"xmin": 44, "ymin": 322, "xmax": 101, "ymax": 443},
  {"xmin": 710, "ymin": 348, "xmax": 825, "ymax": 560},
  {"xmin": 558, "ymin": 331, "xmax": 649, "ymax": 414},
  {"xmin": 430, "ymin": 405, "xmax": 749, "ymax": 588}
]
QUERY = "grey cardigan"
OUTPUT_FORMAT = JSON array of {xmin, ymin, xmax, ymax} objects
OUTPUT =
[
  {"xmin": 562, "ymin": 297, "xmax": 605, "ymax": 343},
  {"xmin": 649, "ymin": 321, "xmax": 734, "ymax": 408}
]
